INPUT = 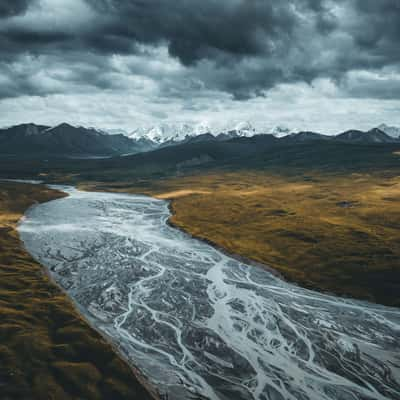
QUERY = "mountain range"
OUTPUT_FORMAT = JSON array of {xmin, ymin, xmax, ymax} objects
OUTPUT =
[
  {"xmin": 125, "ymin": 121, "xmax": 400, "ymax": 144},
  {"xmin": 0, "ymin": 122, "xmax": 399, "ymax": 158},
  {"xmin": 128, "ymin": 121, "xmax": 273, "ymax": 144},
  {"xmin": 0, "ymin": 123, "xmax": 155, "ymax": 157}
]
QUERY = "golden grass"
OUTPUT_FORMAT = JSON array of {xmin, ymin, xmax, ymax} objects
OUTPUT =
[
  {"xmin": 155, "ymin": 189, "xmax": 212, "ymax": 199},
  {"xmin": 88, "ymin": 171, "xmax": 400, "ymax": 307},
  {"xmin": 0, "ymin": 182, "xmax": 154, "ymax": 400}
]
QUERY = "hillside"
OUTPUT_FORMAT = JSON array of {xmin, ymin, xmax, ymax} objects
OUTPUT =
[
  {"xmin": 1, "ymin": 134, "xmax": 400, "ymax": 184},
  {"xmin": 335, "ymin": 128, "xmax": 396, "ymax": 143},
  {"xmin": 1, "ymin": 122, "xmax": 399, "ymax": 160},
  {"xmin": 0, "ymin": 123, "xmax": 153, "ymax": 157}
]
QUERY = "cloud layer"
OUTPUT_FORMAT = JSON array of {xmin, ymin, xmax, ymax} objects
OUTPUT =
[{"xmin": 0, "ymin": 0, "xmax": 400, "ymax": 131}]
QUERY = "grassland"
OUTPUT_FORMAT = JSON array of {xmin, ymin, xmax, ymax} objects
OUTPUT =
[
  {"xmin": 1, "ymin": 141, "xmax": 399, "ymax": 308},
  {"xmin": 0, "ymin": 182, "xmax": 154, "ymax": 400},
  {"xmin": 87, "ymin": 171, "xmax": 400, "ymax": 307}
]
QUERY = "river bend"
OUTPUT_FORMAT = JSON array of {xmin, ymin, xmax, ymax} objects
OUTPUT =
[{"xmin": 19, "ymin": 187, "xmax": 400, "ymax": 400}]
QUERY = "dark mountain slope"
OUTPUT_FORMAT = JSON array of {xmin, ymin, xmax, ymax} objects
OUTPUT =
[
  {"xmin": 282, "ymin": 131, "xmax": 332, "ymax": 143},
  {"xmin": 1, "ymin": 124, "xmax": 400, "ymax": 183},
  {"xmin": 1, "ymin": 137, "xmax": 400, "ymax": 184},
  {"xmin": 0, "ymin": 123, "xmax": 151, "ymax": 157},
  {"xmin": 77, "ymin": 136, "xmax": 400, "ymax": 182},
  {"xmin": 335, "ymin": 128, "xmax": 396, "ymax": 143}
]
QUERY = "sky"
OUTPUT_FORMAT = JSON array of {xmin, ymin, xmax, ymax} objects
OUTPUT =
[{"xmin": 0, "ymin": 0, "xmax": 400, "ymax": 134}]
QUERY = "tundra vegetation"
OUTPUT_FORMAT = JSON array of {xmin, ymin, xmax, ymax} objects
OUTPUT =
[
  {"xmin": 1, "ymin": 140, "xmax": 399, "ymax": 309},
  {"xmin": 0, "ymin": 182, "xmax": 154, "ymax": 400},
  {"xmin": 82, "ymin": 169, "xmax": 400, "ymax": 307}
]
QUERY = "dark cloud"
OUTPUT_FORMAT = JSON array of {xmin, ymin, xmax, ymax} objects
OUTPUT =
[
  {"xmin": 0, "ymin": 0, "xmax": 32, "ymax": 18},
  {"xmin": 1, "ymin": 28, "xmax": 71, "ymax": 58},
  {"xmin": 0, "ymin": 0, "xmax": 399, "ymax": 101},
  {"xmin": 86, "ymin": 0, "xmax": 299, "ymax": 64},
  {"xmin": 351, "ymin": 0, "xmax": 400, "ymax": 60},
  {"xmin": 80, "ymin": 0, "xmax": 345, "ymax": 98}
]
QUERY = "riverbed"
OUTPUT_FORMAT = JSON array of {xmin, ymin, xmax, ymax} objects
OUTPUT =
[{"xmin": 18, "ymin": 186, "xmax": 400, "ymax": 400}]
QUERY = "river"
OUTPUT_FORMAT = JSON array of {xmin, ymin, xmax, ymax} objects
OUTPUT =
[{"xmin": 18, "ymin": 186, "xmax": 400, "ymax": 400}]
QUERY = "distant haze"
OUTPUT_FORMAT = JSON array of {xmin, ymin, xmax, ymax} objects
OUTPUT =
[{"xmin": 1, "ymin": 0, "xmax": 400, "ymax": 134}]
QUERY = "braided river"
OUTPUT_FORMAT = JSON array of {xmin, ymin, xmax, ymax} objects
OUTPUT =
[{"xmin": 19, "ymin": 186, "xmax": 400, "ymax": 400}]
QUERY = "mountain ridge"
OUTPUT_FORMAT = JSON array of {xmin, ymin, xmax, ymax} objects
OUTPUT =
[
  {"xmin": 0, "ymin": 123, "xmax": 154, "ymax": 157},
  {"xmin": 378, "ymin": 123, "xmax": 400, "ymax": 138},
  {"xmin": 126, "ymin": 122, "xmax": 400, "ymax": 145},
  {"xmin": 0, "ymin": 122, "xmax": 398, "ymax": 158}
]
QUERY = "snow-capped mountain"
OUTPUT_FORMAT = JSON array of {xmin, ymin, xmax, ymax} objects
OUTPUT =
[
  {"xmin": 228, "ymin": 121, "xmax": 257, "ymax": 137},
  {"xmin": 129, "ymin": 123, "xmax": 211, "ymax": 144},
  {"xmin": 223, "ymin": 122, "xmax": 296, "ymax": 138},
  {"xmin": 129, "ymin": 121, "xmax": 264, "ymax": 144},
  {"xmin": 270, "ymin": 125, "xmax": 292, "ymax": 138},
  {"xmin": 377, "ymin": 124, "xmax": 400, "ymax": 138},
  {"xmin": 127, "ymin": 121, "xmax": 299, "ymax": 144}
]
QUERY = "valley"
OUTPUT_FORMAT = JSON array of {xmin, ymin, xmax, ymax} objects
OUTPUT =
[
  {"xmin": 0, "ymin": 182, "xmax": 155, "ymax": 400},
  {"xmin": 1, "ymin": 135, "xmax": 400, "ymax": 307},
  {"xmin": 2, "ymin": 2, "xmax": 400, "ymax": 399},
  {"xmin": 18, "ymin": 185, "xmax": 400, "ymax": 400},
  {"xmin": 82, "ymin": 170, "xmax": 400, "ymax": 307},
  {"xmin": 1, "ymin": 127, "xmax": 400, "ymax": 399}
]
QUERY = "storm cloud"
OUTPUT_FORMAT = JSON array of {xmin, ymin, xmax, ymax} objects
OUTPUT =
[
  {"xmin": 0, "ymin": 0, "xmax": 30, "ymax": 18},
  {"xmin": 0, "ymin": 0, "xmax": 399, "ymax": 130}
]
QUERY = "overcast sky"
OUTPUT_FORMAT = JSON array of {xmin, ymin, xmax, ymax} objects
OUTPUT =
[{"xmin": 0, "ymin": 0, "xmax": 400, "ymax": 133}]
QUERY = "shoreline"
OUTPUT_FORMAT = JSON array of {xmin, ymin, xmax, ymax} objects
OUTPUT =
[
  {"xmin": 165, "ymin": 200, "xmax": 284, "ymax": 281},
  {"xmin": 77, "ymin": 181, "xmax": 399, "ymax": 308},
  {"xmin": 11, "ymin": 181, "xmax": 160, "ymax": 400},
  {"xmin": 12, "ymin": 181, "xmax": 400, "ymax": 400},
  {"xmin": 163, "ymin": 199, "xmax": 400, "ymax": 310}
]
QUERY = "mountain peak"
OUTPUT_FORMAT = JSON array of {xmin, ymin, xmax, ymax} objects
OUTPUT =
[
  {"xmin": 54, "ymin": 122, "xmax": 75, "ymax": 129},
  {"xmin": 368, "ymin": 127, "xmax": 385, "ymax": 134},
  {"xmin": 232, "ymin": 121, "xmax": 256, "ymax": 137},
  {"xmin": 129, "ymin": 122, "xmax": 211, "ymax": 144},
  {"xmin": 336, "ymin": 128, "xmax": 395, "ymax": 143},
  {"xmin": 0, "ymin": 123, "xmax": 151, "ymax": 157},
  {"xmin": 128, "ymin": 121, "xmax": 298, "ymax": 143},
  {"xmin": 270, "ymin": 125, "xmax": 292, "ymax": 138},
  {"xmin": 23, "ymin": 123, "xmax": 44, "ymax": 136},
  {"xmin": 44, "ymin": 122, "xmax": 76, "ymax": 133},
  {"xmin": 377, "ymin": 123, "xmax": 400, "ymax": 138}
]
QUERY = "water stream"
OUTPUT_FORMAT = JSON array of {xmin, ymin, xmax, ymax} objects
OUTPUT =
[{"xmin": 18, "ymin": 186, "xmax": 400, "ymax": 400}]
